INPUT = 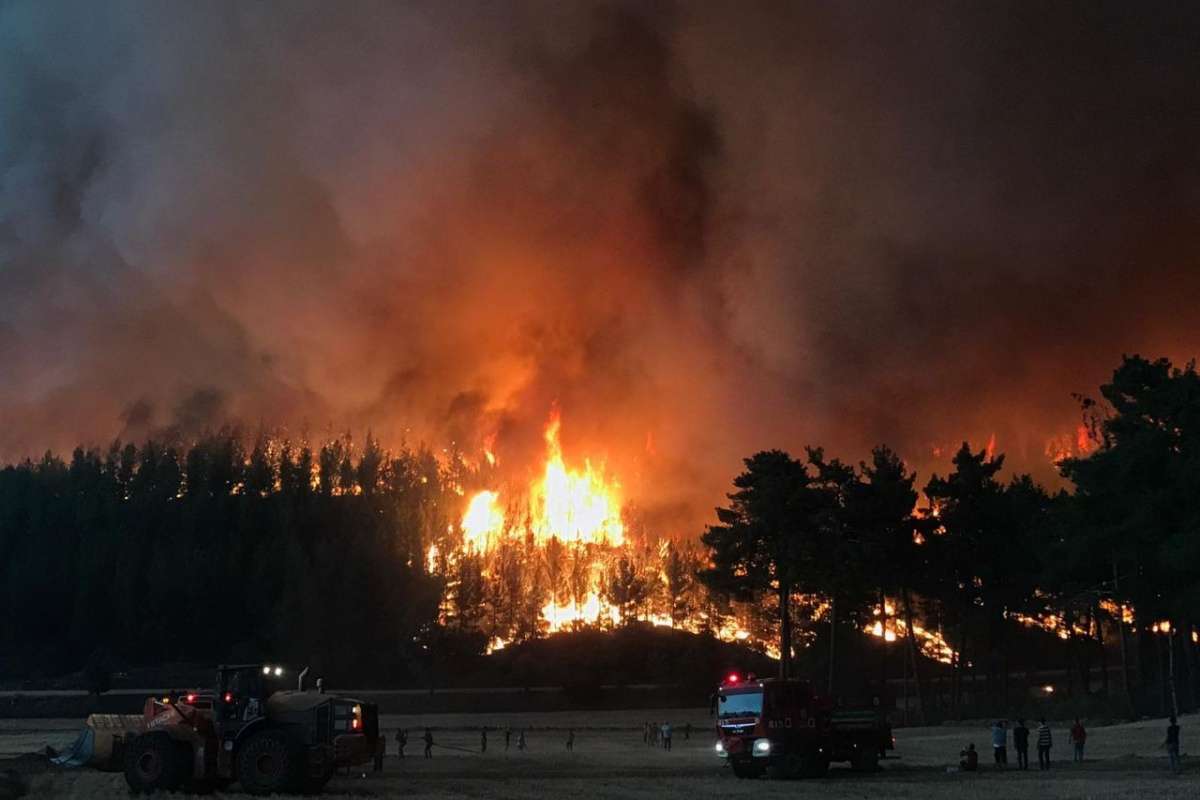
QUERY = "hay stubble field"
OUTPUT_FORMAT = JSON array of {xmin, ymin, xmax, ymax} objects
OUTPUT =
[{"xmin": 2, "ymin": 709, "xmax": 1194, "ymax": 799}]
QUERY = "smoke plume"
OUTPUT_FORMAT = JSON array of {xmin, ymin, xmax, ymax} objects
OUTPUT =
[{"xmin": 2, "ymin": 1, "xmax": 1199, "ymax": 531}]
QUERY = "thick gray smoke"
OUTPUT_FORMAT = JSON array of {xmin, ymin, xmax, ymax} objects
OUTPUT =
[{"xmin": 2, "ymin": 1, "xmax": 1199, "ymax": 531}]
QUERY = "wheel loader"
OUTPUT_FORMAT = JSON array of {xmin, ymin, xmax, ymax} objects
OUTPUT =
[{"xmin": 120, "ymin": 664, "xmax": 380, "ymax": 795}]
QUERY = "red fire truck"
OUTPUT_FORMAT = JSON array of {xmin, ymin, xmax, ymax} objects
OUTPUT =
[{"xmin": 714, "ymin": 674, "xmax": 893, "ymax": 779}]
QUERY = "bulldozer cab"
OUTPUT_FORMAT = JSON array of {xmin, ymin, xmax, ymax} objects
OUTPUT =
[{"xmin": 214, "ymin": 664, "xmax": 288, "ymax": 735}]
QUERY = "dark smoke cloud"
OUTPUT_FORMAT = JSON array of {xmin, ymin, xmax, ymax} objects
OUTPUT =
[{"xmin": 2, "ymin": 1, "xmax": 1198, "ymax": 531}]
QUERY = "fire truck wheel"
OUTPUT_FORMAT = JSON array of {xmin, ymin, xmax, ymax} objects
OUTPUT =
[
  {"xmin": 123, "ymin": 732, "xmax": 184, "ymax": 794},
  {"xmin": 852, "ymin": 747, "xmax": 879, "ymax": 772},
  {"xmin": 798, "ymin": 752, "xmax": 829, "ymax": 778},
  {"xmin": 730, "ymin": 759, "xmax": 764, "ymax": 779},
  {"xmin": 237, "ymin": 730, "xmax": 301, "ymax": 795},
  {"xmin": 767, "ymin": 753, "xmax": 803, "ymax": 779}
]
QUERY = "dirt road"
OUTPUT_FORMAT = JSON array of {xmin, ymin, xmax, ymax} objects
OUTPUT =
[{"xmin": 4, "ymin": 710, "xmax": 1193, "ymax": 799}]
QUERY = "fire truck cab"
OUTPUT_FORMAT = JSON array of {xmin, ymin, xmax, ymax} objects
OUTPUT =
[{"xmin": 714, "ymin": 674, "xmax": 893, "ymax": 779}]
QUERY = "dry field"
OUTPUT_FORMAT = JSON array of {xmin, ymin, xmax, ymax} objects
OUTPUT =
[{"xmin": 2, "ymin": 710, "xmax": 1193, "ymax": 799}]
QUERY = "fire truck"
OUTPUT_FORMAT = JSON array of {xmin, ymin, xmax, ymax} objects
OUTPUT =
[{"xmin": 714, "ymin": 673, "xmax": 893, "ymax": 778}]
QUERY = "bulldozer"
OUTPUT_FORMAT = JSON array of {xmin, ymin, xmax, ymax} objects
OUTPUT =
[{"xmin": 116, "ymin": 664, "xmax": 380, "ymax": 795}]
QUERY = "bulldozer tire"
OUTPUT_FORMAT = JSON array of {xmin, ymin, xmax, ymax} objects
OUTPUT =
[
  {"xmin": 300, "ymin": 766, "xmax": 335, "ymax": 795},
  {"xmin": 237, "ymin": 730, "xmax": 300, "ymax": 796},
  {"xmin": 124, "ymin": 732, "xmax": 183, "ymax": 794}
]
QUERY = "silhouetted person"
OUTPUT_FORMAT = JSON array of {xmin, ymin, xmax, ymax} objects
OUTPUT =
[
  {"xmin": 991, "ymin": 720, "xmax": 1007, "ymax": 766},
  {"xmin": 395, "ymin": 729, "xmax": 407, "ymax": 759},
  {"xmin": 662, "ymin": 722, "xmax": 672, "ymax": 751},
  {"xmin": 481, "ymin": 727, "xmax": 488, "ymax": 753},
  {"xmin": 684, "ymin": 722, "xmax": 691, "ymax": 741},
  {"xmin": 1013, "ymin": 719, "xmax": 1030, "ymax": 769},
  {"xmin": 423, "ymin": 727, "xmax": 434, "ymax": 759},
  {"xmin": 642, "ymin": 721, "xmax": 649, "ymax": 745},
  {"xmin": 1036, "ymin": 718, "xmax": 1052, "ymax": 770},
  {"xmin": 517, "ymin": 729, "xmax": 527, "ymax": 751},
  {"xmin": 960, "ymin": 743, "xmax": 978, "ymax": 772},
  {"xmin": 505, "ymin": 727, "xmax": 512, "ymax": 750},
  {"xmin": 1165, "ymin": 715, "xmax": 1181, "ymax": 773},
  {"xmin": 1070, "ymin": 718, "xmax": 1086, "ymax": 762},
  {"xmin": 566, "ymin": 729, "xmax": 575, "ymax": 752}
]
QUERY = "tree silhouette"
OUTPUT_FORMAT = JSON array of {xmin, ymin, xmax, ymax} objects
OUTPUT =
[{"xmin": 699, "ymin": 450, "xmax": 828, "ymax": 678}]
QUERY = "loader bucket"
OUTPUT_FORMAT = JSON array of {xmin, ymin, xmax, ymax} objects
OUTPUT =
[{"xmin": 51, "ymin": 714, "xmax": 145, "ymax": 771}]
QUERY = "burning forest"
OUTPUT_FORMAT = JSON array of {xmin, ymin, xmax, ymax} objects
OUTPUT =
[{"xmin": 2, "ymin": 1, "xmax": 1200, "ymax": 726}]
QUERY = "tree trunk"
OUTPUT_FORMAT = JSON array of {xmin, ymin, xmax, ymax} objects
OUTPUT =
[
  {"xmin": 1065, "ymin": 606, "xmax": 1077, "ymax": 697},
  {"xmin": 1096, "ymin": 602, "xmax": 1110, "ymax": 698},
  {"xmin": 1112, "ymin": 558, "xmax": 1135, "ymax": 717},
  {"xmin": 827, "ymin": 595, "xmax": 837, "ymax": 694},
  {"xmin": 1167, "ymin": 623, "xmax": 1179, "ymax": 717},
  {"xmin": 1080, "ymin": 607, "xmax": 1094, "ymax": 694},
  {"xmin": 1187, "ymin": 621, "xmax": 1200, "ymax": 713},
  {"xmin": 901, "ymin": 587, "xmax": 927, "ymax": 724},
  {"xmin": 779, "ymin": 580, "xmax": 791, "ymax": 680},
  {"xmin": 953, "ymin": 623, "xmax": 968, "ymax": 719}
]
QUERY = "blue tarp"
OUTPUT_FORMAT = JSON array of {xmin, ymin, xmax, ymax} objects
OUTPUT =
[{"xmin": 50, "ymin": 727, "xmax": 94, "ymax": 768}]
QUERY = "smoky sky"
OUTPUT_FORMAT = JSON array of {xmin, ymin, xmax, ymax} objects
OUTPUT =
[{"xmin": 2, "ymin": 1, "xmax": 1198, "ymax": 531}]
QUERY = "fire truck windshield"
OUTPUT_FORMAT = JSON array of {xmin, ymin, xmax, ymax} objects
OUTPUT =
[{"xmin": 719, "ymin": 691, "xmax": 763, "ymax": 719}]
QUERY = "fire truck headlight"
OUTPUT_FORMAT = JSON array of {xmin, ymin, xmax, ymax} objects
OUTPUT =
[
  {"xmin": 753, "ymin": 738, "xmax": 771, "ymax": 757},
  {"xmin": 714, "ymin": 741, "xmax": 725, "ymax": 756}
]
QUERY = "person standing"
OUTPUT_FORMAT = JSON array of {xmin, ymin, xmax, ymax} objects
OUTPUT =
[
  {"xmin": 684, "ymin": 722, "xmax": 691, "ymax": 741},
  {"xmin": 1165, "ymin": 715, "xmax": 1181, "ymax": 773},
  {"xmin": 395, "ymin": 728, "xmax": 407, "ymax": 759},
  {"xmin": 991, "ymin": 720, "xmax": 1007, "ymax": 767},
  {"xmin": 566, "ymin": 729, "xmax": 575, "ymax": 752},
  {"xmin": 481, "ymin": 727, "xmax": 488, "ymax": 754},
  {"xmin": 662, "ymin": 722, "xmax": 673, "ymax": 752},
  {"xmin": 505, "ymin": 726, "xmax": 512, "ymax": 751},
  {"xmin": 517, "ymin": 729, "xmax": 527, "ymax": 751},
  {"xmin": 1013, "ymin": 719, "xmax": 1030, "ymax": 770},
  {"xmin": 1036, "ymin": 718, "xmax": 1052, "ymax": 770},
  {"xmin": 1070, "ymin": 719, "xmax": 1086, "ymax": 762},
  {"xmin": 423, "ymin": 727, "xmax": 434, "ymax": 759},
  {"xmin": 642, "ymin": 721, "xmax": 649, "ymax": 745}
]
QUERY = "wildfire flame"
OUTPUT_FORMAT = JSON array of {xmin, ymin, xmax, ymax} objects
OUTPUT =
[
  {"xmin": 459, "ymin": 412, "xmax": 624, "ymax": 551},
  {"xmin": 530, "ymin": 414, "xmax": 624, "ymax": 547},
  {"xmin": 462, "ymin": 490, "xmax": 504, "ymax": 550}
]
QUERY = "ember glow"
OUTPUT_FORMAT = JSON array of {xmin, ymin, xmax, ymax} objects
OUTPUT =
[{"xmin": 864, "ymin": 601, "xmax": 957, "ymax": 664}]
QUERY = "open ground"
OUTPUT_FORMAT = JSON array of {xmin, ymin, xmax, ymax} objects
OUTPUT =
[{"xmin": 1, "ymin": 709, "xmax": 1193, "ymax": 799}]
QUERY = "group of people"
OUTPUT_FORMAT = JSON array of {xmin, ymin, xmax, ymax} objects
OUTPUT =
[
  {"xmin": 961, "ymin": 716, "xmax": 1182, "ymax": 773},
  {"xmin": 642, "ymin": 721, "xmax": 690, "ymax": 750},
  {"xmin": 390, "ymin": 725, "xmax": 579, "ymax": 759},
  {"xmin": 384, "ymin": 728, "xmax": 423, "ymax": 760},
  {"xmin": 962, "ymin": 718, "xmax": 1065, "ymax": 772}
]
